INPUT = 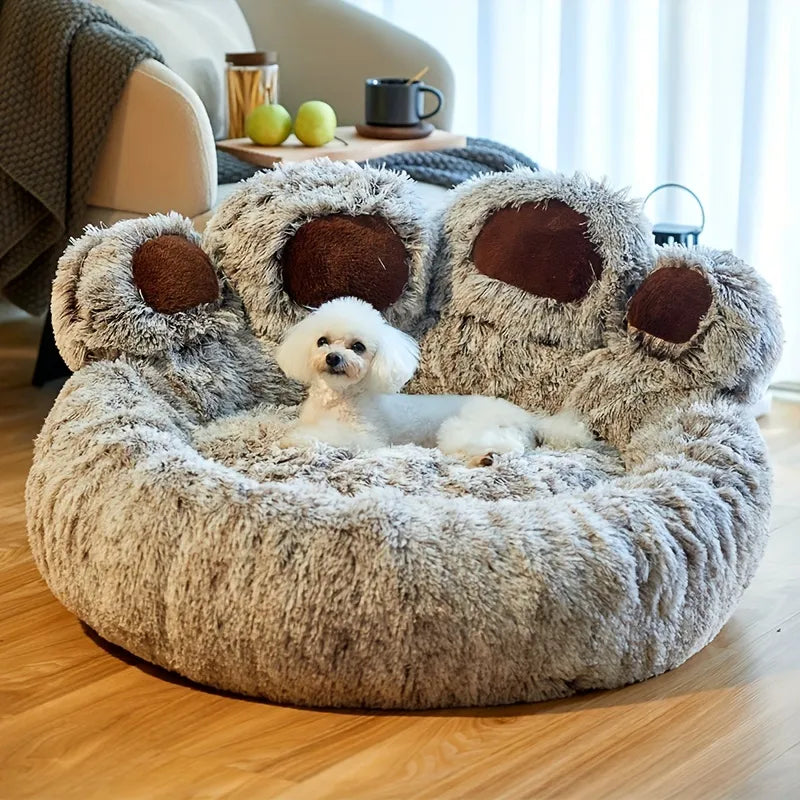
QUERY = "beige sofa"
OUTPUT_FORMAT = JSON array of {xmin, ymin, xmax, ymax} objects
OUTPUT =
[{"xmin": 86, "ymin": 0, "xmax": 455, "ymax": 230}]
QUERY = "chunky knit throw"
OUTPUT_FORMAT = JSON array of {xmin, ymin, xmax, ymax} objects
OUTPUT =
[
  {"xmin": 217, "ymin": 136, "xmax": 539, "ymax": 187},
  {"xmin": 0, "ymin": 0, "xmax": 161, "ymax": 313}
]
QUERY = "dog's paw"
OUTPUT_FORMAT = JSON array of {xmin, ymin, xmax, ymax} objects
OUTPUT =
[
  {"xmin": 442, "ymin": 450, "xmax": 497, "ymax": 468},
  {"xmin": 436, "ymin": 395, "xmax": 551, "ymax": 467},
  {"xmin": 534, "ymin": 409, "xmax": 596, "ymax": 450},
  {"xmin": 467, "ymin": 452, "xmax": 498, "ymax": 468},
  {"xmin": 278, "ymin": 427, "xmax": 318, "ymax": 450}
]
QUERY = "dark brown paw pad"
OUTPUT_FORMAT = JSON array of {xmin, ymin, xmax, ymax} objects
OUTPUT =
[
  {"xmin": 52, "ymin": 215, "xmax": 230, "ymax": 370},
  {"xmin": 619, "ymin": 246, "xmax": 782, "ymax": 402},
  {"xmin": 132, "ymin": 235, "xmax": 220, "ymax": 314},
  {"xmin": 429, "ymin": 170, "xmax": 653, "ymax": 361},
  {"xmin": 202, "ymin": 161, "xmax": 432, "ymax": 343},
  {"xmin": 282, "ymin": 214, "xmax": 408, "ymax": 310},
  {"xmin": 472, "ymin": 201, "xmax": 602, "ymax": 303},
  {"xmin": 627, "ymin": 266, "xmax": 712, "ymax": 344}
]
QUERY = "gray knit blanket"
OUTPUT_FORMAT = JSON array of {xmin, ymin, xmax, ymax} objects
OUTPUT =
[
  {"xmin": 0, "ymin": 0, "xmax": 161, "ymax": 314},
  {"xmin": 217, "ymin": 137, "xmax": 539, "ymax": 188},
  {"xmin": 364, "ymin": 138, "xmax": 539, "ymax": 186}
]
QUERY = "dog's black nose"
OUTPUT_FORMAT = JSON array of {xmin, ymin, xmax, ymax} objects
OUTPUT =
[{"xmin": 326, "ymin": 352, "xmax": 342, "ymax": 368}]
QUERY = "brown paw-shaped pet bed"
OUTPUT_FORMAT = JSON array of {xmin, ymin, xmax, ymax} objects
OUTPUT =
[{"xmin": 28, "ymin": 160, "xmax": 782, "ymax": 709}]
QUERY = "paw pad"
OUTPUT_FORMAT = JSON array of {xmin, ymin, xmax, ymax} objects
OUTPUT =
[
  {"xmin": 132, "ymin": 235, "xmax": 219, "ymax": 314},
  {"xmin": 203, "ymin": 160, "xmax": 433, "ymax": 344},
  {"xmin": 472, "ymin": 201, "xmax": 602, "ymax": 303},
  {"xmin": 52, "ymin": 214, "xmax": 232, "ymax": 370},
  {"xmin": 282, "ymin": 214, "xmax": 408, "ymax": 310},
  {"xmin": 627, "ymin": 266, "xmax": 712, "ymax": 343}
]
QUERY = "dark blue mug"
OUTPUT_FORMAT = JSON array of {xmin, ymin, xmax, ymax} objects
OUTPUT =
[{"xmin": 364, "ymin": 78, "xmax": 444, "ymax": 126}]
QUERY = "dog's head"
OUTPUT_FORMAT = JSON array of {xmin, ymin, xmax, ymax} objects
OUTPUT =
[{"xmin": 275, "ymin": 297, "xmax": 420, "ymax": 394}]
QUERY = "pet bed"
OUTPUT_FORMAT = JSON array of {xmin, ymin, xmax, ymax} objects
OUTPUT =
[{"xmin": 27, "ymin": 161, "xmax": 782, "ymax": 709}]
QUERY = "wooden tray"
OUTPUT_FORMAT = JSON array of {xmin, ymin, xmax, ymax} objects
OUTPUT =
[{"xmin": 216, "ymin": 125, "xmax": 466, "ymax": 168}]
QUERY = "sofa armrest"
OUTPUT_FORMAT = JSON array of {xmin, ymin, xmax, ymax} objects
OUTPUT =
[
  {"xmin": 87, "ymin": 59, "xmax": 217, "ymax": 218},
  {"xmin": 237, "ymin": 0, "xmax": 455, "ymax": 129}
]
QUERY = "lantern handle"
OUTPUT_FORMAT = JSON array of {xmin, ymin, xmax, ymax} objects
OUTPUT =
[{"xmin": 643, "ymin": 183, "xmax": 705, "ymax": 232}]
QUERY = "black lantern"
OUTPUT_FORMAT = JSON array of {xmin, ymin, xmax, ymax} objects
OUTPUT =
[{"xmin": 644, "ymin": 183, "xmax": 705, "ymax": 246}]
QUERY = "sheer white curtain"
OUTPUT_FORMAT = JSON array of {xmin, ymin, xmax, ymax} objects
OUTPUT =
[{"xmin": 350, "ymin": 0, "xmax": 800, "ymax": 385}]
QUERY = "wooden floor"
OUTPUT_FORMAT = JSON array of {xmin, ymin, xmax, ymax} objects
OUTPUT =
[{"xmin": 1, "ymin": 303, "xmax": 798, "ymax": 800}]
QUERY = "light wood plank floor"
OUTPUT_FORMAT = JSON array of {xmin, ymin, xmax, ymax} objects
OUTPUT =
[{"xmin": 1, "ymin": 304, "xmax": 798, "ymax": 799}]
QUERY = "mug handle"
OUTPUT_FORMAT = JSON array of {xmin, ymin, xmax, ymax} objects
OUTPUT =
[{"xmin": 417, "ymin": 85, "xmax": 443, "ymax": 120}]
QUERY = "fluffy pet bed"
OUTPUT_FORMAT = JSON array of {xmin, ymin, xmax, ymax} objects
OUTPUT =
[{"xmin": 27, "ymin": 161, "xmax": 782, "ymax": 709}]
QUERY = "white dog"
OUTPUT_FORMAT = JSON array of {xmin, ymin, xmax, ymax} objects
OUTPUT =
[{"xmin": 275, "ymin": 297, "xmax": 593, "ymax": 466}]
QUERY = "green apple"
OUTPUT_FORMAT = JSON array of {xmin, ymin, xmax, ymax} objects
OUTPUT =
[
  {"xmin": 294, "ymin": 100, "xmax": 337, "ymax": 146},
  {"xmin": 245, "ymin": 103, "xmax": 292, "ymax": 145}
]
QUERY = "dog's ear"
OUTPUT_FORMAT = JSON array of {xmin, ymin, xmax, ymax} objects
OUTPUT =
[
  {"xmin": 275, "ymin": 318, "xmax": 315, "ymax": 385},
  {"xmin": 369, "ymin": 324, "xmax": 420, "ymax": 394}
]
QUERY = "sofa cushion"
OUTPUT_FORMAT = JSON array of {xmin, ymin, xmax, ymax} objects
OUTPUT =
[{"xmin": 94, "ymin": 0, "xmax": 255, "ymax": 138}]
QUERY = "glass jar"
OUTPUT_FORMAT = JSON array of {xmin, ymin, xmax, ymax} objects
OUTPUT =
[{"xmin": 225, "ymin": 51, "xmax": 279, "ymax": 138}]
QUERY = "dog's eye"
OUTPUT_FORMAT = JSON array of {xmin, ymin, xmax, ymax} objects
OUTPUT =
[
  {"xmin": 351, "ymin": 341, "xmax": 366, "ymax": 354},
  {"xmin": 316, "ymin": 337, "xmax": 328, "ymax": 347}
]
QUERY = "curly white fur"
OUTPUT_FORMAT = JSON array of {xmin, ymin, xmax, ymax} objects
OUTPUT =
[{"xmin": 275, "ymin": 297, "xmax": 594, "ymax": 464}]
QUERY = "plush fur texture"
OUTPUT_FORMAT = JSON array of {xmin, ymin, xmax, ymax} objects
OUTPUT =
[
  {"xmin": 29, "ymin": 161, "xmax": 782, "ymax": 709},
  {"xmin": 202, "ymin": 159, "xmax": 434, "ymax": 344},
  {"xmin": 52, "ymin": 212, "xmax": 301, "ymax": 415},
  {"xmin": 54, "ymin": 213, "xmax": 230, "ymax": 370},
  {"xmin": 411, "ymin": 169, "xmax": 655, "ymax": 412},
  {"xmin": 566, "ymin": 245, "xmax": 784, "ymax": 447}
]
